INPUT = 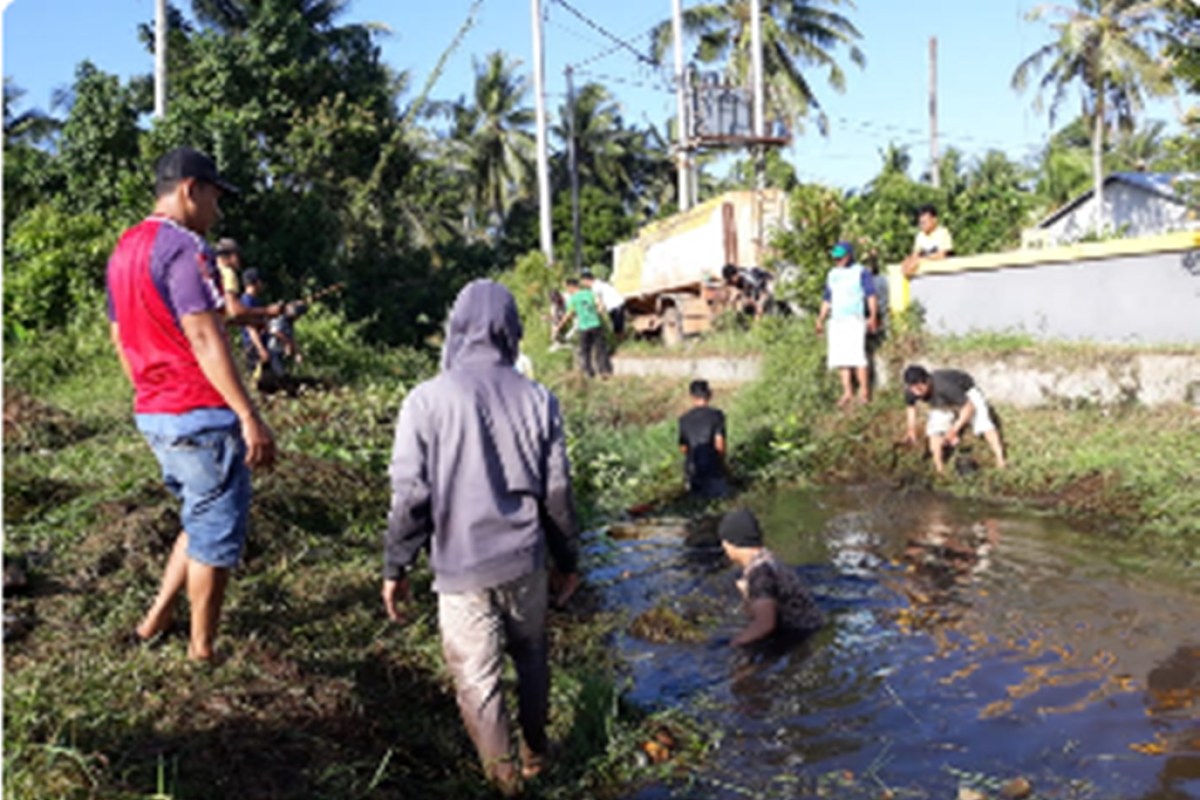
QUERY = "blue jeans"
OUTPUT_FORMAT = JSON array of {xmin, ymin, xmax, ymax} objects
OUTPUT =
[{"xmin": 137, "ymin": 410, "xmax": 250, "ymax": 568}]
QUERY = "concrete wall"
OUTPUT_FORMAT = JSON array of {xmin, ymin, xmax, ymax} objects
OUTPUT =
[
  {"xmin": 609, "ymin": 352, "xmax": 1200, "ymax": 407},
  {"xmin": 911, "ymin": 245, "xmax": 1200, "ymax": 345},
  {"xmin": 1035, "ymin": 182, "xmax": 1197, "ymax": 247},
  {"xmin": 921, "ymin": 354, "xmax": 1200, "ymax": 408}
]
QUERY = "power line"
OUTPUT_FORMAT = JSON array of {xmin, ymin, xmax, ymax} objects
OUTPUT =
[
  {"xmin": 574, "ymin": 69, "xmax": 674, "ymax": 92},
  {"xmin": 550, "ymin": 0, "xmax": 656, "ymax": 66}
]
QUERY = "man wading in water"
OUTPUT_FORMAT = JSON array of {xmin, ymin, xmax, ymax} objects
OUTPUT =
[{"xmin": 719, "ymin": 510, "xmax": 823, "ymax": 647}]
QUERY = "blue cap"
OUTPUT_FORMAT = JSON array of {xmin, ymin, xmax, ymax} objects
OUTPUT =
[{"xmin": 831, "ymin": 241, "xmax": 853, "ymax": 260}]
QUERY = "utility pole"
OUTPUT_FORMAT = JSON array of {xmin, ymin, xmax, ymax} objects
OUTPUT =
[
  {"xmin": 154, "ymin": 0, "xmax": 167, "ymax": 119},
  {"xmin": 672, "ymin": 0, "xmax": 691, "ymax": 211},
  {"xmin": 750, "ymin": 0, "xmax": 765, "ymax": 189},
  {"xmin": 566, "ymin": 66, "xmax": 583, "ymax": 273},
  {"xmin": 929, "ymin": 36, "xmax": 939, "ymax": 189},
  {"xmin": 531, "ymin": 0, "xmax": 554, "ymax": 261}
]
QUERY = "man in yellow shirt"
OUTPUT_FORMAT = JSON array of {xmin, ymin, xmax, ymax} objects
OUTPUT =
[{"xmin": 901, "ymin": 204, "xmax": 953, "ymax": 278}]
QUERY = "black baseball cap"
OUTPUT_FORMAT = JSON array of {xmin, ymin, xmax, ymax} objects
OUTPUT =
[
  {"xmin": 718, "ymin": 510, "xmax": 764, "ymax": 548},
  {"xmin": 155, "ymin": 147, "xmax": 240, "ymax": 195},
  {"xmin": 242, "ymin": 268, "xmax": 262, "ymax": 285}
]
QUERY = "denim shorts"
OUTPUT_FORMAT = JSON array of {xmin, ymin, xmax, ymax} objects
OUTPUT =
[{"xmin": 137, "ymin": 410, "xmax": 251, "ymax": 568}]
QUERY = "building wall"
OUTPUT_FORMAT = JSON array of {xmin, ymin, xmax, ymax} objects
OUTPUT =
[
  {"xmin": 1032, "ymin": 183, "xmax": 1197, "ymax": 247},
  {"xmin": 909, "ymin": 243, "xmax": 1200, "ymax": 345}
]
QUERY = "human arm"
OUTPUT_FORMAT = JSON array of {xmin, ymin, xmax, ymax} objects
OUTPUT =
[
  {"xmin": 224, "ymin": 291, "xmax": 283, "ymax": 326},
  {"xmin": 715, "ymin": 411, "xmax": 728, "ymax": 468},
  {"xmin": 553, "ymin": 306, "xmax": 575, "ymax": 338},
  {"xmin": 178, "ymin": 310, "xmax": 275, "ymax": 469},
  {"xmin": 862, "ymin": 270, "xmax": 879, "ymax": 332},
  {"xmin": 109, "ymin": 322, "xmax": 134, "ymax": 385},
  {"xmin": 815, "ymin": 299, "xmax": 830, "ymax": 335},
  {"xmin": 543, "ymin": 395, "xmax": 581, "ymax": 607},
  {"xmin": 904, "ymin": 404, "xmax": 920, "ymax": 443},
  {"xmin": 731, "ymin": 598, "xmax": 778, "ymax": 646},
  {"xmin": 245, "ymin": 323, "xmax": 271, "ymax": 362},
  {"xmin": 945, "ymin": 399, "xmax": 975, "ymax": 447},
  {"xmin": 382, "ymin": 393, "xmax": 435, "ymax": 584}
]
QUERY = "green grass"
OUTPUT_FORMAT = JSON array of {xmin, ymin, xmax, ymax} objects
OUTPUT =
[{"xmin": 3, "ymin": 335, "xmax": 699, "ymax": 799}]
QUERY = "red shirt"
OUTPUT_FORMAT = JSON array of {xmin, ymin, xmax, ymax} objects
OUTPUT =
[{"xmin": 106, "ymin": 217, "xmax": 228, "ymax": 414}]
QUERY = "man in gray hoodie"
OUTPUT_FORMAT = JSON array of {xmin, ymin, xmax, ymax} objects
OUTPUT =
[{"xmin": 382, "ymin": 280, "xmax": 580, "ymax": 795}]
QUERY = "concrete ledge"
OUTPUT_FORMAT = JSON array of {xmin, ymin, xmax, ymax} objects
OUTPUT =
[
  {"xmin": 929, "ymin": 353, "xmax": 1200, "ymax": 408},
  {"xmin": 612, "ymin": 355, "xmax": 762, "ymax": 383},
  {"xmin": 609, "ymin": 351, "xmax": 1200, "ymax": 407}
]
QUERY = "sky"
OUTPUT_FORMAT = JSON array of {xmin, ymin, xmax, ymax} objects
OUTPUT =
[{"xmin": 0, "ymin": 0, "xmax": 1188, "ymax": 190}]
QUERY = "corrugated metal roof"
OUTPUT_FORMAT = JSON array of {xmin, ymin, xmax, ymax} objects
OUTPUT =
[{"xmin": 1036, "ymin": 172, "xmax": 1198, "ymax": 229}]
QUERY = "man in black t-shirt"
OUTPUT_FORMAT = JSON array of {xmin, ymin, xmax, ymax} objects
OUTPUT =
[
  {"xmin": 678, "ymin": 380, "xmax": 729, "ymax": 498},
  {"xmin": 903, "ymin": 364, "xmax": 1007, "ymax": 474}
]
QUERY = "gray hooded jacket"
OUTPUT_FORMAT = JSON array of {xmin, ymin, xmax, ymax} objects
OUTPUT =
[{"xmin": 383, "ymin": 280, "xmax": 579, "ymax": 593}]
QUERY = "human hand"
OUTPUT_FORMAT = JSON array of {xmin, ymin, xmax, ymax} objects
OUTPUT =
[
  {"xmin": 382, "ymin": 576, "xmax": 412, "ymax": 622},
  {"xmin": 240, "ymin": 412, "xmax": 276, "ymax": 469},
  {"xmin": 266, "ymin": 302, "xmax": 285, "ymax": 317},
  {"xmin": 867, "ymin": 317, "xmax": 878, "ymax": 334},
  {"xmin": 550, "ymin": 571, "xmax": 580, "ymax": 609},
  {"xmin": 256, "ymin": 347, "xmax": 271, "ymax": 362},
  {"xmin": 903, "ymin": 429, "xmax": 918, "ymax": 445},
  {"xmin": 814, "ymin": 320, "xmax": 824, "ymax": 335},
  {"xmin": 945, "ymin": 429, "xmax": 960, "ymax": 447}
]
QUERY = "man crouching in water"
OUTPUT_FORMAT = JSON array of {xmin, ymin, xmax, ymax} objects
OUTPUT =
[
  {"xmin": 719, "ymin": 510, "xmax": 823, "ymax": 647},
  {"xmin": 382, "ymin": 280, "xmax": 581, "ymax": 796}
]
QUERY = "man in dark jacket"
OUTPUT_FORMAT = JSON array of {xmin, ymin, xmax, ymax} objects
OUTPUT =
[{"xmin": 382, "ymin": 280, "xmax": 580, "ymax": 795}]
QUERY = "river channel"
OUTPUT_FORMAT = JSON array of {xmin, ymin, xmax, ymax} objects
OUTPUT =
[{"xmin": 588, "ymin": 486, "xmax": 1199, "ymax": 800}]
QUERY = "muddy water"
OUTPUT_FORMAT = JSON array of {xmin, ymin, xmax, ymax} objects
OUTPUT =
[{"xmin": 590, "ymin": 487, "xmax": 1200, "ymax": 800}]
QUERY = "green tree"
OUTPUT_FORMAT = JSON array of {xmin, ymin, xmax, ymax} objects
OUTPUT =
[
  {"xmin": 1013, "ymin": 0, "xmax": 1180, "ymax": 234},
  {"xmin": 451, "ymin": 51, "xmax": 535, "ymax": 237},
  {"xmin": 651, "ymin": 0, "xmax": 865, "ymax": 133},
  {"xmin": 552, "ymin": 185, "xmax": 637, "ymax": 270},
  {"xmin": 56, "ymin": 62, "xmax": 146, "ymax": 220},
  {"xmin": 3, "ymin": 80, "xmax": 65, "ymax": 230},
  {"xmin": 553, "ymin": 82, "xmax": 639, "ymax": 202}
]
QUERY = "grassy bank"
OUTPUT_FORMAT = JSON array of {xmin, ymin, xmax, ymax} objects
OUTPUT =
[
  {"xmin": 542, "ymin": 318, "xmax": 1199, "ymax": 566},
  {"xmin": 2, "ymin": 320, "xmax": 700, "ymax": 800}
]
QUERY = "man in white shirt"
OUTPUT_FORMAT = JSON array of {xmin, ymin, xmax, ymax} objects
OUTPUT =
[
  {"xmin": 902, "ymin": 204, "xmax": 954, "ymax": 278},
  {"xmin": 582, "ymin": 270, "xmax": 626, "ymax": 337}
]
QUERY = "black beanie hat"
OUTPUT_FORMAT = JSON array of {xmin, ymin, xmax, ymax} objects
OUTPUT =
[{"xmin": 718, "ymin": 509, "xmax": 764, "ymax": 548}]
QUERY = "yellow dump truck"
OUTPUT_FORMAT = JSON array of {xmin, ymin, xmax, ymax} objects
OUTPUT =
[{"xmin": 611, "ymin": 189, "xmax": 789, "ymax": 346}]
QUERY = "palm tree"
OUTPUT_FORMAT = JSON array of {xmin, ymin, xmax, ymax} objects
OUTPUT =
[
  {"xmin": 1012, "ymin": 0, "xmax": 1179, "ymax": 234},
  {"xmin": 452, "ymin": 52, "xmax": 536, "ymax": 237},
  {"xmin": 3, "ymin": 79, "xmax": 61, "ymax": 146},
  {"xmin": 650, "ymin": 0, "xmax": 864, "ymax": 134},
  {"xmin": 553, "ymin": 82, "xmax": 639, "ymax": 201}
]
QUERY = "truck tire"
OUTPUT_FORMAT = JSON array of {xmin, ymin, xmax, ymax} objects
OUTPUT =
[{"xmin": 661, "ymin": 305, "xmax": 684, "ymax": 348}]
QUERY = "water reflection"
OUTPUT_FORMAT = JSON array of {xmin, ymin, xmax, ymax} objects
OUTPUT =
[{"xmin": 598, "ymin": 488, "xmax": 1200, "ymax": 800}]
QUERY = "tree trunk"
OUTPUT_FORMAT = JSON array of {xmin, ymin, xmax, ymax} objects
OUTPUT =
[{"xmin": 1092, "ymin": 93, "xmax": 1105, "ymax": 237}]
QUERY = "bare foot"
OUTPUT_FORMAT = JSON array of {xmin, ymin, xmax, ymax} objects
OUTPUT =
[
  {"xmin": 521, "ymin": 745, "xmax": 549, "ymax": 780},
  {"xmin": 836, "ymin": 394, "xmax": 854, "ymax": 409}
]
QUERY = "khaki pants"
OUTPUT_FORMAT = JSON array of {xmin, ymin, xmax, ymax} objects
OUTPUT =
[{"xmin": 438, "ymin": 571, "xmax": 549, "ymax": 783}]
